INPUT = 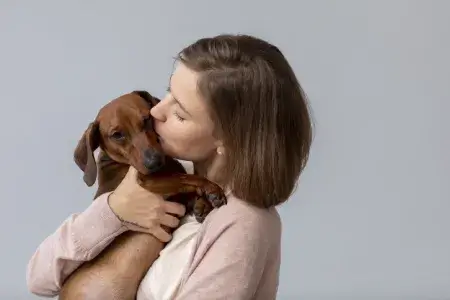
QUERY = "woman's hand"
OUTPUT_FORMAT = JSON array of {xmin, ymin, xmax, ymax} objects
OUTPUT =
[{"xmin": 107, "ymin": 166, "xmax": 186, "ymax": 242}]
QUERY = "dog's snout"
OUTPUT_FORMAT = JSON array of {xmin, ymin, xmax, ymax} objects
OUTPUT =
[{"xmin": 143, "ymin": 149, "xmax": 164, "ymax": 172}]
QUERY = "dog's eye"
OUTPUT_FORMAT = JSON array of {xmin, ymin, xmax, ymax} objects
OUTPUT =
[{"xmin": 110, "ymin": 131, "xmax": 125, "ymax": 140}]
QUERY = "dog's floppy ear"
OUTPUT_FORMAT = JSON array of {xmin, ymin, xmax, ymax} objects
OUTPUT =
[
  {"xmin": 132, "ymin": 90, "xmax": 160, "ymax": 107},
  {"xmin": 74, "ymin": 121, "xmax": 100, "ymax": 187}
]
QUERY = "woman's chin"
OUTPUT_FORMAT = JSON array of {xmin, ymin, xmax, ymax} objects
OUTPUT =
[
  {"xmin": 159, "ymin": 143, "xmax": 174, "ymax": 157},
  {"xmin": 166, "ymin": 149, "xmax": 196, "ymax": 162},
  {"xmin": 159, "ymin": 142, "xmax": 181, "ymax": 159},
  {"xmin": 160, "ymin": 140, "xmax": 208, "ymax": 162}
]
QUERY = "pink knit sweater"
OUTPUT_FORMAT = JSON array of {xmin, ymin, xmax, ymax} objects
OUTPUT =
[{"xmin": 26, "ymin": 192, "xmax": 281, "ymax": 299}]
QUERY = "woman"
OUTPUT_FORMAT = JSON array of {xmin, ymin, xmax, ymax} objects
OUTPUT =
[{"xmin": 26, "ymin": 34, "xmax": 313, "ymax": 299}]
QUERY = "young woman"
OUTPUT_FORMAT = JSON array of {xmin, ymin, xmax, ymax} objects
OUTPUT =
[{"xmin": 26, "ymin": 33, "xmax": 313, "ymax": 299}]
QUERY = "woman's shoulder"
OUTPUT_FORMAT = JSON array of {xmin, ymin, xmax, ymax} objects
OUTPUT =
[
  {"xmin": 203, "ymin": 193, "xmax": 282, "ymax": 242},
  {"xmin": 177, "ymin": 194, "xmax": 282, "ymax": 299},
  {"xmin": 174, "ymin": 158, "xmax": 282, "ymax": 240}
]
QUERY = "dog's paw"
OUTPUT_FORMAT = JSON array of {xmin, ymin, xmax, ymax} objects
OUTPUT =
[
  {"xmin": 206, "ymin": 191, "xmax": 227, "ymax": 208},
  {"xmin": 193, "ymin": 196, "xmax": 213, "ymax": 223},
  {"xmin": 200, "ymin": 181, "xmax": 227, "ymax": 208}
]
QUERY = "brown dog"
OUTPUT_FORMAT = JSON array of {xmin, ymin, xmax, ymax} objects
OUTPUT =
[{"xmin": 58, "ymin": 91, "xmax": 227, "ymax": 300}]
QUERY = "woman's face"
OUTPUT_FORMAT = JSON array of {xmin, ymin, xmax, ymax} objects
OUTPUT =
[{"xmin": 150, "ymin": 62, "xmax": 220, "ymax": 162}]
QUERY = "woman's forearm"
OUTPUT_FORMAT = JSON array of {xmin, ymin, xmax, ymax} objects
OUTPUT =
[{"xmin": 26, "ymin": 192, "xmax": 127, "ymax": 297}]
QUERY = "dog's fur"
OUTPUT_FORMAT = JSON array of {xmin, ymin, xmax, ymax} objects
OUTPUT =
[{"xmin": 58, "ymin": 91, "xmax": 227, "ymax": 300}]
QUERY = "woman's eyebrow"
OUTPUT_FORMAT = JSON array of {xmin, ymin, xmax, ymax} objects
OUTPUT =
[
  {"xmin": 173, "ymin": 93, "xmax": 190, "ymax": 116},
  {"xmin": 169, "ymin": 78, "xmax": 191, "ymax": 116}
]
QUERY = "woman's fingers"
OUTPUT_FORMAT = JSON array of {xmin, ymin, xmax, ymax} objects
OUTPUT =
[
  {"xmin": 124, "ymin": 220, "xmax": 172, "ymax": 243},
  {"xmin": 163, "ymin": 201, "xmax": 186, "ymax": 217},
  {"xmin": 151, "ymin": 226, "xmax": 172, "ymax": 243},
  {"xmin": 160, "ymin": 213, "xmax": 180, "ymax": 228}
]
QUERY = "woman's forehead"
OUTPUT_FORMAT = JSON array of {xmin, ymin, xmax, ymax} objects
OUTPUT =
[{"xmin": 170, "ymin": 63, "xmax": 207, "ymax": 115}]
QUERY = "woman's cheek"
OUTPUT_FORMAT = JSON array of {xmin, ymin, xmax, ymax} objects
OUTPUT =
[{"xmin": 166, "ymin": 123, "xmax": 188, "ymax": 148}]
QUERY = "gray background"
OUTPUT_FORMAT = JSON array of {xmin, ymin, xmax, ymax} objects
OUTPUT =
[{"xmin": 1, "ymin": 1, "xmax": 449, "ymax": 299}]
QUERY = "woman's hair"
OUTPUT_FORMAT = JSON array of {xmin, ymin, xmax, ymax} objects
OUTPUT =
[{"xmin": 177, "ymin": 34, "xmax": 313, "ymax": 208}]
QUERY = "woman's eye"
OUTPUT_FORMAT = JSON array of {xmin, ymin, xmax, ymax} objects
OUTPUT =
[{"xmin": 173, "ymin": 111, "xmax": 185, "ymax": 122}]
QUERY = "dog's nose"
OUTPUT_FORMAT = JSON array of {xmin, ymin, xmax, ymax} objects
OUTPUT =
[{"xmin": 143, "ymin": 149, "xmax": 164, "ymax": 172}]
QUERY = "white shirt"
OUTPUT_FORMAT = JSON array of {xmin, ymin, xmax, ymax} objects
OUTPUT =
[{"xmin": 137, "ymin": 160, "xmax": 201, "ymax": 300}]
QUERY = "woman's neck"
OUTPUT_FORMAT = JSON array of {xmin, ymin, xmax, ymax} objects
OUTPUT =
[{"xmin": 193, "ymin": 154, "xmax": 226, "ymax": 187}]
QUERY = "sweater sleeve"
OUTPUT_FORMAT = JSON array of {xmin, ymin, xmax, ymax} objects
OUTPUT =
[
  {"xmin": 26, "ymin": 192, "xmax": 128, "ymax": 297},
  {"xmin": 175, "ymin": 217, "xmax": 271, "ymax": 300}
]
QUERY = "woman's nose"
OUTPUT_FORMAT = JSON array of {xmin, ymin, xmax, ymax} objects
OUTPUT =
[{"xmin": 150, "ymin": 102, "xmax": 166, "ymax": 122}]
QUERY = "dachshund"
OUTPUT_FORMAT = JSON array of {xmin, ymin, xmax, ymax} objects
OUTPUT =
[{"xmin": 58, "ymin": 90, "xmax": 227, "ymax": 300}]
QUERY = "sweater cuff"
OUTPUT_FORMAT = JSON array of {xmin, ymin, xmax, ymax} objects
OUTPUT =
[{"xmin": 73, "ymin": 192, "xmax": 128, "ymax": 254}]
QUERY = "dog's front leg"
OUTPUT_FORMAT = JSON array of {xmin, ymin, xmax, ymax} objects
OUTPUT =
[{"xmin": 138, "ymin": 174, "xmax": 227, "ymax": 209}]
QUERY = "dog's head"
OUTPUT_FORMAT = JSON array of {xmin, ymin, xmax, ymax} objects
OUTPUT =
[{"xmin": 74, "ymin": 90, "xmax": 164, "ymax": 186}]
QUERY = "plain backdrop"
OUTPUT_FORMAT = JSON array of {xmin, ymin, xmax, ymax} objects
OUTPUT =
[{"xmin": 1, "ymin": 1, "xmax": 449, "ymax": 299}]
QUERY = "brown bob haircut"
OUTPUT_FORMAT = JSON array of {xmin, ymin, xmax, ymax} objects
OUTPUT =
[{"xmin": 177, "ymin": 34, "xmax": 313, "ymax": 208}]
